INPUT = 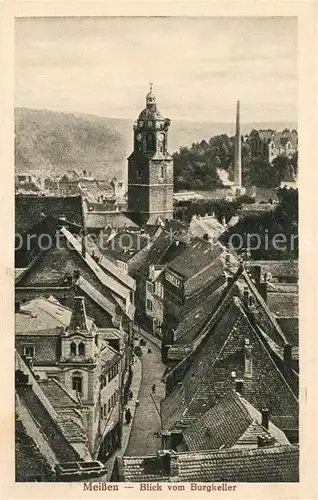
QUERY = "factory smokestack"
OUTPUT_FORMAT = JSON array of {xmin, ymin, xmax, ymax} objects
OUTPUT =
[{"xmin": 234, "ymin": 100, "xmax": 242, "ymax": 188}]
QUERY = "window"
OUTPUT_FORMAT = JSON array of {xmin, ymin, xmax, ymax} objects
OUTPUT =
[
  {"xmin": 166, "ymin": 272, "xmax": 182, "ymax": 288},
  {"xmin": 70, "ymin": 342, "xmax": 77, "ymax": 356},
  {"xmin": 72, "ymin": 375, "xmax": 83, "ymax": 394},
  {"xmin": 146, "ymin": 281, "xmax": 154, "ymax": 294},
  {"xmin": 160, "ymin": 165, "xmax": 164, "ymax": 178},
  {"xmin": 146, "ymin": 132, "xmax": 156, "ymax": 152},
  {"xmin": 102, "ymin": 403, "xmax": 107, "ymax": 418},
  {"xmin": 146, "ymin": 299, "xmax": 153, "ymax": 312},
  {"xmin": 155, "ymin": 281, "xmax": 164, "ymax": 298},
  {"xmin": 137, "ymin": 170, "xmax": 142, "ymax": 179},
  {"xmin": 24, "ymin": 345, "xmax": 35, "ymax": 359},
  {"xmin": 108, "ymin": 364, "xmax": 119, "ymax": 383},
  {"xmin": 78, "ymin": 342, "xmax": 85, "ymax": 356},
  {"xmin": 101, "ymin": 374, "xmax": 107, "ymax": 388}
]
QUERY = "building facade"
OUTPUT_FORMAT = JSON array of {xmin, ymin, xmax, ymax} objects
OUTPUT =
[{"xmin": 127, "ymin": 85, "xmax": 174, "ymax": 225}]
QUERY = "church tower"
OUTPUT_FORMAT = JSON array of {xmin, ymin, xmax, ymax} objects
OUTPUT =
[{"xmin": 127, "ymin": 84, "xmax": 174, "ymax": 225}]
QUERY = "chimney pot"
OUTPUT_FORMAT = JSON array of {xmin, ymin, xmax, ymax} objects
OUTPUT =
[
  {"xmin": 284, "ymin": 344, "xmax": 292, "ymax": 368},
  {"xmin": 261, "ymin": 408, "xmax": 269, "ymax": 430},
  {"xmin": 235, "ymin": 379, "xmax": 244, "ymax": 394}
]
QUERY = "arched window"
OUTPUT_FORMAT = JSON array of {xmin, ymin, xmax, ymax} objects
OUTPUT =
[
  {"xmin": 72, "ymin": 374, "xmax": 83, "ymax": 394},
  {"xmin": 146, "ymin": 133, "xmax": 156, "ymax": 152},
  {"xmin": 70, "ymin": 342, "xmax": 77, "ymax": 356},
  {"xmin": 78, "ymin": 342, "xmax": 85, "ymax": 356}
]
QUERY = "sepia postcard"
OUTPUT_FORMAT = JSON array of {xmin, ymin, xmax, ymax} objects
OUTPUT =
[{"xmin": 0, "ymin": 1, "xmax": 317, "ymax": 499}]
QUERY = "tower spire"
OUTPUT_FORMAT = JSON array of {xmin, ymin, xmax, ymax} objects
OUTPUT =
[{"xmin": 234, "ymin": 100, "xmax": 242, "ymax": 188}]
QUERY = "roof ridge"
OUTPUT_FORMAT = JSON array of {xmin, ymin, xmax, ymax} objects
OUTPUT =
[
  {"xmin": 186, "ymin": 308, "xmax": 244, "ymax": 413},
  {"xmin": 242, "ymin": 269, "xmax": 288, "ymax": 344},
  {"xmin": 61, "ymin": 226, "xmax": 129, "ymax": 301},
  {"xmin": 166, "ymin": 267, "xmax": 244, "ymax": 383}
]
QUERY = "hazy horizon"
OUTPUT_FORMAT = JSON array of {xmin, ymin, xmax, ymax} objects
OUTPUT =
[
  {"xmin": 15, "ymin": 105, "xmax": 297, "ymax": 129},
  {"xmin": 15, "ymin": 17, "xmax": 297, "ymax": 124}
]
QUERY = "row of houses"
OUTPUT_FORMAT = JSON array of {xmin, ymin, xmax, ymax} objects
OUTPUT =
[{"xmin": 15, "ymin": 193, "xmax": 299, "ymax": 482}]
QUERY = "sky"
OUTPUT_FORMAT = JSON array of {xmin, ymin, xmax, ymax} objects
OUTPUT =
[{"xmin": 15, "ymin": 17, "xmax": 297, "ymax": 124}]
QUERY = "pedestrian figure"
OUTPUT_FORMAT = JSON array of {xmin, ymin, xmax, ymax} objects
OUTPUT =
[
  {"xmin": 125, "ymin": 408, "xmax": 132, "ymax": 425},
  {"xmin": 129, "ymin": 390, "xmax": 133, "ymax": 400},
  {"xmin": 136, "ymin": 400, "xmax": 140, "ymax": 407},
  {"xmin": 148, "ymin": 347, "xmax": 152, "ymax": 353},
  {"xmin": 152, "ymin": 384, "xmax": 156, "ymax": 393}
]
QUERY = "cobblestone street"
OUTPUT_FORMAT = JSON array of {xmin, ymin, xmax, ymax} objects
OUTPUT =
[{"xmin": 125, "ymin": 334, "xmax": 166, "ymax": 456}]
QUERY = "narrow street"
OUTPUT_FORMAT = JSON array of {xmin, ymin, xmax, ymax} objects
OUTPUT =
[{"xmin": 125, "ymin": 332, "xmax": 166, "ymax": 456}]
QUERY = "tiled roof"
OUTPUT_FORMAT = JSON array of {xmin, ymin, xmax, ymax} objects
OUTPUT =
[
  {"xmin": 61, "ymin": 226, "xmax": 131, "ymax": 302},
  {"xmin": 75, "ymin": 275, "xmax": 117, "ymax": 319},
  {"xmin": 38, "ymin": 378, "xmax": 80, "ymax": 409},
  {"xmin": 100, "ymin": 231, "xmax": 151, "ymax": 262},
  {"xmin": 167, "ymin": 238, "xmax": 225, "ymax": 280},
  {"xmin": 115, "ymin": 444, "xmax": 299, "ymax": 482},
  {"xmin": 267, "ymin": 291, "xmax": 298, "ymax": 318},
  {"xmin": 15, "ymin": 195, "xmax": 84, "ymax": 235},
  {"xmin": 181, "ymin": 390, "xmax": 289, "ymax": 452},
  {"xmin": 99, "ymin": 255, "xmax": 136, "ymax": 290},
  {"xmin": 246, "ymin": 261, "xmax": 298, "ymax": 281},
  {"xmin": 15, "ymin": 353, "xmax": 82, "ymax": 463},
  {"xmin": 185, "ymin": 251, "xmax": 238, "ymax": 296},
  {"xmin": 15, "ymin": 296, "xmax": 94, "ymax": 336},
  {"xmin": 161, "ymin": 295, "xmax": 298, "ymax": 433},
  {"xmin": 277, "ymin": 318, "xmax": 298, "ymax": 346},
  {"xmin": 173, "ymin": 277, "xmax": 227, "ymax": 346},
  {"xmin": 136, "ymin": 220, "xmax": 188, "ymax": 277},
  {"xmin": 189, "ymin": 216, "xmax": 224, "ymax": 239},
  {"xmin": 15, "ymin": 415, "xmax": 56, "ymax": 481},
  {"xmin": 98, "ymin": 345, "xmax": 122, "ymax": 375}
]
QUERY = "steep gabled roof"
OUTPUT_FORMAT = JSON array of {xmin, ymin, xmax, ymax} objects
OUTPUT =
[
  {"xmin": 99, "ymin": 255, "xmax": 136, "ymax": 290},
  {"xmin": 61, "ymin": 226, "xmax": 131, "ymax": 302},
  {"xmin": 15, "ymin": 195, "xmax": 84, "ymax": 235},
  {"xmin": 15, "ymin": 296, "xmax": 94, "ymax": 336},
  {"xmin": 15, "ymin": 352, "xmax": 84, "ymax": 462},
  {"xmin": 114, "ymin": 444, "xmax": 299, "ymax": 482},
  {"xmin": 181, "ymin": 389, "xmax": 289, "ymax": 451},
  {"xmin": 167, "ymin": 238, "xmax": 225, "ymax": 280},
  {"xmin": 161, "ymin": 296, "xmax": 298, "ymax": 433},
  {"xmin": 75, "ymin": 275, "xmax": 117, "ymax": 320}
]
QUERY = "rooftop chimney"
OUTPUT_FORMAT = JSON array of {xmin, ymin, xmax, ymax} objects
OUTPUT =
[
  {"xmin": 283, "ymin": 344, "xmax": 292, "ymax": 369},
  {"xmin": 157, "ymin": 450, "xmax": 178, "ymax": 477},
  {"xmin": 161, "ymin": 431, "xmax": 172, "ymax": 450},
  {"xmin": 261, "ymin": 408, "xmax": 269, "ymax": 430},
  {"xmin": 244, "ymin": 338, "xmax": 253, "ymax": 378},
  {"xmin": 81, "ymin": 229, "xmax": 87, "ymax": 259},
  {"xmin": 235, "ymin": 379, "xmax": 244, "ymax": 394}
]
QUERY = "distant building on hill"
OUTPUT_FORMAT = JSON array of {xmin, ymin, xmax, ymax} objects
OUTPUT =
[{"xmin": 248, "ymin": 129, "xmax": 298, "ymax": 164}]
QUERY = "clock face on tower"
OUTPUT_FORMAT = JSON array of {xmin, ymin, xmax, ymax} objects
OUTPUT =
[{"xmin": 158, "ymin": 133, "xmax": 165, "ymax": 142}]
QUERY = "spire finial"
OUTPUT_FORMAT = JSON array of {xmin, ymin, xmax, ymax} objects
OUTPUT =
[{"xmin": 149, "ymin": 82, "xmax": 153, "ymax": 92}]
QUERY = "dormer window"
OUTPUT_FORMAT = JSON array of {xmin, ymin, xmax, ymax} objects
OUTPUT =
[{"xmin": 23, "ymin": 345, "xmax": 35, "ymax": 359}]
